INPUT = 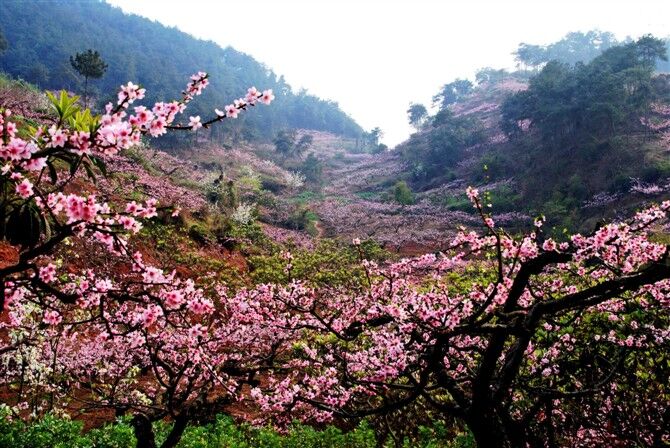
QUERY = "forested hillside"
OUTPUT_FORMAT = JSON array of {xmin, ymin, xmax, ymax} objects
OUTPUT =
[
  {"xmin": 398, "ymin": 33, "xmax": 670, "ymax": 231},
  {"xmin": 0, "ymin": 0, "xmax": 363, "ymax": 142}
]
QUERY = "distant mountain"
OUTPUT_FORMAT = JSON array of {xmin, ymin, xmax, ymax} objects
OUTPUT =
[{"xmin": 0, "ymin": 0, "xmax": 363, "ymax": 143}]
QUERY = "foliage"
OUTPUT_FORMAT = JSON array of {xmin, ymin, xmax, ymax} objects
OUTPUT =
[
  {"xmin": 514, "ymin": 30, "xmax": 619, "ymax": 69},
  {"xmin": 393, "ymin": 180, "xmax": 415, "ymax": 205},
  {"xmin": 300, "ymin": 152, "xmax": 324, "ymax": 184},
  {"xmin": 70, "ymin": 49, "xmax": 108, "ymax": 82},
  {"xmin": 70, "ymin": 49, "xmax": 108, "ymax": 80},
  {"xmin": 474, "ymin": 67, "xmax": 509, "ymax": 85},
  {"xmin": 401, "ymin": 33, "xmax": 670, "ymax": 230},
  {"xmin": 273, "ymin": 130, "xmax": 313, "ymax": 158},
  {"xmin": 274, "ymin": 129, "xmax": 297, "ymax": 156},
  {"xmin": 433, "ymin": 79, "xmax": 473, "ymax": 109},
  {"xmin": 0, "ymin": 412, "xmax": 478, "ymax": 448},
  {"xmin": 400, "ymin": 109, "xmax": 484, "ymax": 183},
  {"xmin": 70, "ymin": 48, "xmax": 108, "ymax": 106},
  {"xmin": 249, "ymin": 239, "xmax": 387, "ymax": 287},
  {"xmin": 502, "ymin": 36, "xmax": 667, "ymax": 145},
  {"xmin": 407, "ymin": 103, "xmax": 428, "ymax": 130},
  {"xmin": 295, "ymin": 134, "xmax": 314, "ymax": 155}
]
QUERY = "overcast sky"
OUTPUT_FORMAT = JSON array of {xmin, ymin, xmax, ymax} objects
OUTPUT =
[{"xmin": 108, "ymin": 0, "xmax": 670, "ymax": 146}]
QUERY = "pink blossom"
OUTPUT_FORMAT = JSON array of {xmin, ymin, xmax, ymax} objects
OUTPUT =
[
  {"xmin": 261, "ymin": 89, "xmax": 275, "ymax": 105},
  {"xmin": 188, "ymin": 116, "xmax": 202, "ymax": 130},
  {"xmin": 43, "ymin": 310, "xmax": 62, "ymax": 326},
  {"xmin": 225, "ymin": 104, "xmax": 238, "ymax": 118},
  {"xmin": 15, "ymin": 179, "xmax": 33, "ymax": 198}
]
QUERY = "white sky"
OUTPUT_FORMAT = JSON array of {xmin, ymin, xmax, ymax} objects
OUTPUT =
[{"xmin": 108, "ymin": 0, "xmax": 670, "ymax": 146}]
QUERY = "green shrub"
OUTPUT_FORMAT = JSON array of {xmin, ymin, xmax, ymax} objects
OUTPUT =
[
  {"xmin": 87, "ymin": 419, "xmax": 136, "ymax": 448},
  {"xmin": 394, "ymin": 181, "xmax": 415, "ymax": 205},
  {"xmin": 441, "ymin": 195, "xmax": 472, "ymax": 212},
  {"xmin": 249, "ymin": 240, "xmax": 387, "ymax": 287},
  {"xmin": 0, "ymin": 412, "xmax": 90, "ymax": 448},
  {"xmin": 188, "ymin": 223, "xmax": 214, "ymax": 245}
]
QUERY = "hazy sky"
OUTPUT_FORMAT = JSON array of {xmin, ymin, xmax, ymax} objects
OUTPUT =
[{"xmin": 108, "ymin": 0, "xmax": 670, "ymax": 146}]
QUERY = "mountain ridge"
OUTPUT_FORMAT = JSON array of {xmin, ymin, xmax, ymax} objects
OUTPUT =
[{"xmin": 0, "ymin": 0, "xmax": 363, "ymax": 143}]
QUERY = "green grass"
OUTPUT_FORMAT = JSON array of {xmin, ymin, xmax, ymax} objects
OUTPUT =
[{"xmin": 0, "ymin": 412, "xmax": 475, "ymax": 448}]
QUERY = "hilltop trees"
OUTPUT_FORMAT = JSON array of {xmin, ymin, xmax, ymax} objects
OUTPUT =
[
  {"xmin": 502, "ymin": 35, "xmax": 668, "ymax": 146},
  {"xmin": 433, "ymin": 79, "xmax": 473, "ymax": 109},
  {"xmin": 398, "ymin": 33, "xmax": 670, "ymax": 232},
  {"xmin": 514, "ymin": 30, "xmax": 619, "ymax": 70},
  {"xmin": 70, "ymin": 49, "xmax": 108, "ymax": 106},
  {"xmin": 407, "ymin": 103, "xmax": 428, "ymax": 130},
  {"xmin": 401, "ymin": 109, "xmax": 484, "ymax": 181},
  {"xmin": 0, "ymin": 0, "xmax": 363, "ymax": 141},
  {"xmin": 636, "ymin": 34, "xmax": 669, "ymax": 66},
  {"xmin": 475, "ymin": 67, "xmax": 509, "ymax": 85}
]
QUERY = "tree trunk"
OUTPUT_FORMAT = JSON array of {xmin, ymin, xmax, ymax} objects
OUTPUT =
[
  {"xmin": 132, "ymin": 414, "xmax": 157, "ymax": 448},
  {"xmin": 160, "ymin": 414, "xmax": 189, "ymax": 448},
  {"xmin": 466, "ymin": 408, "xmax": 518, "ymax": 448},
  {"xmin": 83, "ymin": 76, "xmax": 89, "ymax": 108}
]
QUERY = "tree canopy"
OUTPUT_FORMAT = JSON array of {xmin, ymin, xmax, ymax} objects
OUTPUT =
[
  {"xmin": 514, "ymin": 30, "xmax": 619, "ymax": 70},
  {"xmin": 70, "ymin": 49, "xmax": 107, "ymax": 105},
  {"xmin": 502, "ymin": 35, "xmax": 668, "ymax": 146},
  {"xmin": 407, "ymin": 102, "xmax": 428, "ymax": 129}
]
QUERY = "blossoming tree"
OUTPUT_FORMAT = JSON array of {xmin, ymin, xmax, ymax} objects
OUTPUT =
[
  {"xmin": 0, "ymin": 73, "xmax": 284, "ymax": 448},
  {"xmin": 248, "ymin": 188, "xmax": 670, "ymax": 447}
]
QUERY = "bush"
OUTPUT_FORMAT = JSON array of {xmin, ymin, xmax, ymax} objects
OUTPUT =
[
  {"xmin": 188, "ymin": 222, "xmax": 214, "ymax": 245},
  {"xmin": 249, "ymin": 240, "xmax": 387, "ymax": 287},
  {"xmin": 0, "ymin": 412, "xmax": 90, "ymax": 448},
  {"xmin": 393, "ymin": 181, "xmax": 415, "ymax": 205}
]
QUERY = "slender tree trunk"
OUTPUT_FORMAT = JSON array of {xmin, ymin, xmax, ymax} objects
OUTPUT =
[
  {"xmin": 132, "ymin": 414, "xmax": 157, "ymax": 448},
  {"xmin": 83, "ymin": 76, "xmax": 89, "ymax": 108},
  {"xmin": 160, "ymin": 414, "xmax": 190, "ymax": 448}
]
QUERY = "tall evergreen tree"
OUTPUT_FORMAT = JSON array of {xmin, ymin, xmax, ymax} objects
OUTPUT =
[
  {"xmin": 407, "ymin": 103, "xmax": 428, "ymax": 130},
  {"xmin": 70, "ymin": 49, "xmax": 108, "ymax": 106}
]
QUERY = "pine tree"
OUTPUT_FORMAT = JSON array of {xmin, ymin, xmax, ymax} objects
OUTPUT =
[{"xmin": 70, "ymin": 49, "xmax": 108, "ymax": 106}]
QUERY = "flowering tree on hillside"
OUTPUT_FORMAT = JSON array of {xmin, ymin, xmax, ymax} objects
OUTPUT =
[
  {"xmin": 249, "ymin": 188, "xmax": 670, "ymax": 447},
  {"xmin": 0, "ymin": 73, "xmax": 280, "ymax": 448}
]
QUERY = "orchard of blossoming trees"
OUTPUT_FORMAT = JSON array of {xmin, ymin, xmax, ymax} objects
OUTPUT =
[
  {"xmin": 0, "ymin": 73, "xmax": 282, "ymax": 448},
  {"xmin": 248, "ymin": 189, "xmax": 670, "ymax": 447},
  {"xmin": 0, "ymin": 73, "xmax": 669, "ymax": 448}
]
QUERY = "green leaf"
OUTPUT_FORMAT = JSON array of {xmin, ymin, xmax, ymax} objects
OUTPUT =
[{"xmin": 47, "ymin": 90, "xmax": 80, "ymax": 122}]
